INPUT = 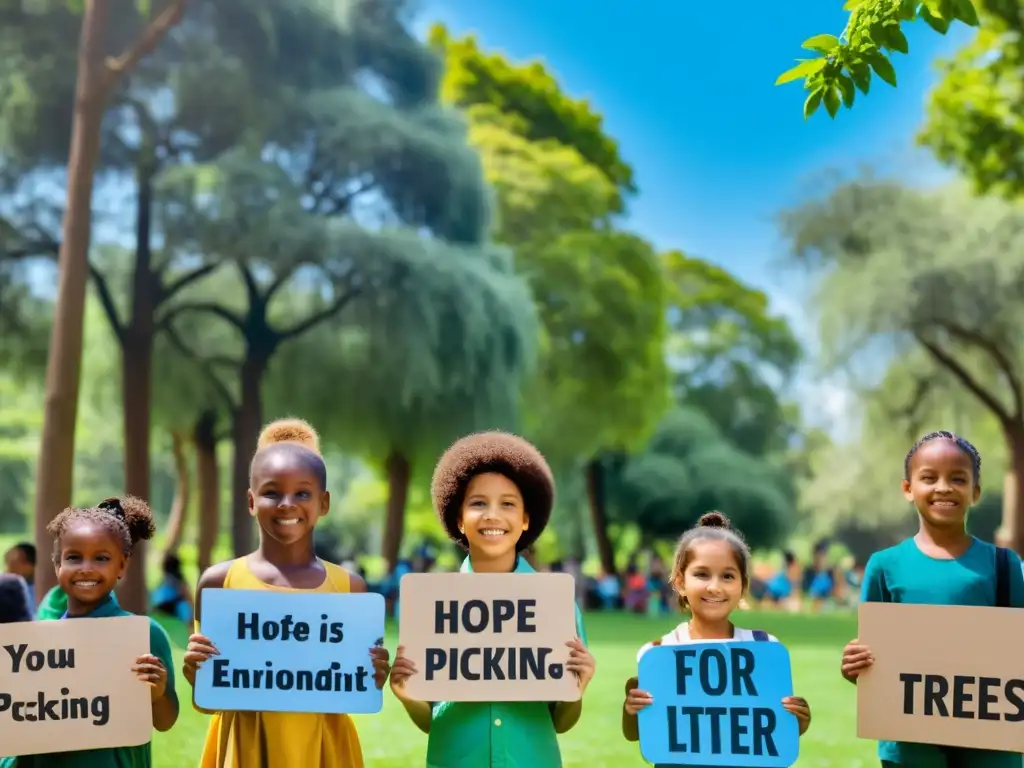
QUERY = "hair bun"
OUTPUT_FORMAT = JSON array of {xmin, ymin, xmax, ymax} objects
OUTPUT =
[
  {"xmin": 697, "ymin": 511, "xmax": 731, "ymax": 530},
  {"xmin": 258, "ymin": 418, "xmax": 320, "ymax": 454}
]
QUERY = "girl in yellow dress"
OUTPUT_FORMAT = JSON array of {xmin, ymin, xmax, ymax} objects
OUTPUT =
[{"xmin": 182, "ymin": 418, "xmax": 391, "ymax": 767}]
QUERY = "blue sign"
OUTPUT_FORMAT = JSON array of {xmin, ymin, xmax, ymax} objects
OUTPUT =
[
  {"xmin": 637, "ymin": 642, "xmax": 799, "ymax": 767},
  {"xmin": 194, "ymin": 589, "xmax": 385, "ymax": 714}
]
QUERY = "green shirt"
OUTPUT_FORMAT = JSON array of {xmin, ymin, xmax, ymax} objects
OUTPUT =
[
  {"xmin": 35, "ymin": 585, "xmax": 68, "ymax": 620},
  {"xmin": 425, "ymin": 556, "xmax": 588, "ymax": 768},
  {"xmin": 863, "ymin": 537, "xmax": 1024, "ymax": 767},
  {"xmin": 0, "ymin": 596, "xmax": 177, "ymax": 768}
]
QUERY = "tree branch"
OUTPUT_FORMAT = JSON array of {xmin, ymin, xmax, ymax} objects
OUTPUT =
[
  {"xmin": 89, "ymin": 263, "xmax": 125, "ymax": 345},
  {"xmin": 161, "ymin": 262, "xmax": 221, "ymax": 303},
  {"xmin": 158, "ymin": 302, "xmax": 245, "ymax": 331},
  {"xmin": 934, "ymin": 319, "xmax": 1024, "ymax": 420},
  {"xmin": 275, "ymin": 286, "xmax": 361, "ymax": 342},
  {"xmin": 163, "ymin": 320, "xmax": 237, "ymax": 413},
  {"xmin": 914, "ymin": 331, "xmax": 1012, "ymax": 426},
  {"xmin": 102, "ymin": 0, "xmax": 186, "ymax": 93}
]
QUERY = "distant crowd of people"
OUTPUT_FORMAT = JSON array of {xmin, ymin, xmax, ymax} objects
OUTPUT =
[{"xmin": 2, "ymin": 530, "xmax": 864, "ymax": 624}]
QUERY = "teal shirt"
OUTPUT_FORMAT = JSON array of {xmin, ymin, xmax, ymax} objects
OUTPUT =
[
  {"xmin": 425, "ymin": 556, "xmax": 588, "ymax": 768},
  {"xmin": 1, "ymin": 596, "xmax": 177, "ymax": 768},
  {"xmin": 862, "ymin": 537, "xmax": 1024, "ymax": 767}
]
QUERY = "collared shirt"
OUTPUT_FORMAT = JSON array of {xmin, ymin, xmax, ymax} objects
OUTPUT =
[{"xmin": 425, "ymin": 556, "xmax": 587, "ymax": 768}]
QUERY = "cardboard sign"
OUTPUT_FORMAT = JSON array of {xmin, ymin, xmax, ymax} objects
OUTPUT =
[
  {"xmin": 858, "ymin": 602, "xmax": 1024, "ymax": 752},
  {"xmin": 0, "ymin": 615, "xmax": 152, "ymax": 757},
  {"xmin": 194, "ymin": 589, "xmax": 385, "ymax": 714},
  {"xmin": 637, "ymin": 642, "xmax": 800, "ymax": 767},
  {"xmin": 397, "ymin": 572, "xmax": 580, "ymax": 702}
]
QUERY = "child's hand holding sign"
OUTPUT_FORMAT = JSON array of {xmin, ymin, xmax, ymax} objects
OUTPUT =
[
  {"xmin": 133, "ymin": 654, "xmax": 169, "ymax": 701},
  {"xmin": 782, "ymin": 695, "xmax": 811, "ymax": 734},
  {"xmin": 183, "ymin": 632, "xmax": 219, "ymax": 686},
  {"xmin": 566, "ymin": 637, "xmax": 596, "ymax": 694}
]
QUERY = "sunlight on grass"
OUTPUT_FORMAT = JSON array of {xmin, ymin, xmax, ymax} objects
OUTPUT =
[{"xmin": 154, "ymin": 610, "xmax": 877, "ymax": 767}]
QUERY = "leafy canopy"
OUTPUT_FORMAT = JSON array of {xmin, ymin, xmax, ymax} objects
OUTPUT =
[{"xmin": 774, "ymin": 0, "xmax": 980, "ymax": 119}]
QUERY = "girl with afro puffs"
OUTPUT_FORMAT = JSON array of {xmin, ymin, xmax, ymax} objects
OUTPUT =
[
  {"xmin": 390, "ymin": 431, "xmax": 597, "ymax": 768},
  {"xmin": 0, "ymin": 496, "xmax": 179, "ymax": 768},
  {"xmin": 182, "ymin": 418, "xmax": 391, "ymax": 768}
]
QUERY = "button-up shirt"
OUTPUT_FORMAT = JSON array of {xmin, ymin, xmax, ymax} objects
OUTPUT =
[{"xmin": 425, "ymin": 556, "xmax": 588, "ymax": 768}]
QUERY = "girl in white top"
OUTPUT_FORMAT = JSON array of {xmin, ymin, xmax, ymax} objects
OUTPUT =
[{"xmin": 621, "ymin": 512, "xmax": 812, "ymax": 744}]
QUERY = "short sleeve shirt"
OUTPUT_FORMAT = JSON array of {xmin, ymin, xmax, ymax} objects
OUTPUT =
[
  {"xmin": 1, "ymin": 597, "xmax": 177, "ymax": 768},
  {"xmin": 861, "ymin": 537, "xmax": 1024, "ymax": 767},
  {"xmin": 424, "ymin": 556, "xmax": 587, "ymax": 768}
]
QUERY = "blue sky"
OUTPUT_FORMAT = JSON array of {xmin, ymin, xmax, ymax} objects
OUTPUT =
[{"xmin": 417, "ymin": 0, "xmax": 972, "ymax": 433}]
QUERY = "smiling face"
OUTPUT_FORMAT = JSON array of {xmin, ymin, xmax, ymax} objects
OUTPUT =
[
  {"xmin": 55, "ymin": 521, "xmax": 127, "ymax": 615},
  {"xmin": 903, "ymin": 438, "xmax": 979, "ymax": 531},
  {"xmin": 249, "ymin": 449, "xmax": 329, "ymax": 545},
  {"xmin": 458, "ymin": 472, "xmax": 529, "ymax": 566},
  {"xmin": 676, "ymin": 539, "xmax": 745, "ymax": 624}
]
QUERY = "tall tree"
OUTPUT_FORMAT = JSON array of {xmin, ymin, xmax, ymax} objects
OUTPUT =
[
  {"xmin": 431, "ymin": 26, "xmax": 670, "ymax": 574},
  {"xmin": 267, "ymin": 241, "xmax": 537, "ymax": 570},
  {"xmin": 918, "ymin": 0, "xmax": 1024, "ymax": 198},
  {"xmin": 782, "ymin": 178, "xmax": 1024, "ymax": 553},
  {"xmin": 664, "ymin": 250, "xmax": 802, "ymax": 456},
  {"xmin": 158, "ymin": 3, "xmax": 509, "ymax": 554},
  {"xmin": 774, "ymin": 0, "xmax": 979, "ymax": 118},
  {"xmin": 606, "ymin": 406, "xmax": 794, "ymax": 548},
  {"xmin": 0, "ymin": 0, "xmax": 184, "ymax": 606}
]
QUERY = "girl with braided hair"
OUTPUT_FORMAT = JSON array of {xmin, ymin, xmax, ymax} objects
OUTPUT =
[
  {"xmin": 841, "ymin": 431, "xmax": 1024, "ymax": 767},
  {"xmin": 181, "ymin": 418, "xmax": 390, "ymax": 768},
  {"xmin": 389, "ymin": 431, "xmax": 596, "ymax": 767},
  {"xmin": 0, "ymin": 496, "xmax": 179, "ymax": 767}
]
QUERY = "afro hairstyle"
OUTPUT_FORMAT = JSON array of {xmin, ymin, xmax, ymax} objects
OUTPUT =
[{"xmin": 431, "ymin": 431, "xmax": 554, "ymax": 552}]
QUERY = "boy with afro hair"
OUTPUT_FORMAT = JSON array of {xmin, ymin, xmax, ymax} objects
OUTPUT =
[{"xmin": 389, "ymin": 431, "xmax": 596, "ymax": 768}]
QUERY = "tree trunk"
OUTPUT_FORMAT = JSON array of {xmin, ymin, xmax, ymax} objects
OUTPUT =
[
  {"xmin": 585, "ymin": 457, "xmax": 617, "ymax": 576},
  {"xmin": 1008, "ymin": 424, "xmax": 1024, "ymax": 556},
  {"xmin": 29, "ymin": 0, "xmax": 186, "ymax": 606},
  {"xmin": 194, "ymin": 411, "xmax": 220, "ymax": 575},
  {"xmin": 117, "ymin": 164, "xmax": 156, "ymax": 615},
  {"xmin": 32, "ymin": 2, "xmax": 113, "ymax": 606},
  {"xmin": 162, "ymin": 430, "xmax": 191, "ymax": 556},
  {"xmin": 231, "ymin": 355, "xmax": 267, "ymax": 556},
  {"xmin": 382, "ymin": 450, "xmax": 412, "ymax": 571}
]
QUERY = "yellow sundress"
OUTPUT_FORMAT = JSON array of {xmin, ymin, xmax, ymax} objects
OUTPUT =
[{"xmin": 197, "ymin": 557, "xmax": 365, "ymax": 768}]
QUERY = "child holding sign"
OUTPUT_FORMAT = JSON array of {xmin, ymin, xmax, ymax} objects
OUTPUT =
[
  {"xmin": 622, "ymin": 513, "xmax": 811, "ymax": 750},
  {"xmin": 390, "ymin": 431, "xmax": 596, "ymax": 767},
  {"xmin": 0, "ymin": 496, "xmax": 179, "ymax": 767},
  {"xmin": 182, "ymin": 418, "xmax": 391, "ymax": 768},
  {"xmin": 841, "ymin": 431, "xmax": 1024, "ymax": 767}
]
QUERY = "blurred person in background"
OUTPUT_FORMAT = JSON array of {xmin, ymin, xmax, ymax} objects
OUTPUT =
[
  {"xmin": 0, "ymin": 573, "xmax": 32, "ymax": 623},
  {"xmin": 4, "ymin": 541, "xmax": 36, "ymax": 610}
]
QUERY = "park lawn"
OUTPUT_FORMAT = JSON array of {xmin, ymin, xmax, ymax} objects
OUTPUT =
[{"xmin": 152, "ymin": 610, "xmax": 877, "ymax": 768}]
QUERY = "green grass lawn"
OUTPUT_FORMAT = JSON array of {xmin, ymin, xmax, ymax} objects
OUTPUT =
[{"xmin": 152, "ymin": 610, "xmax": 877, "ymax": 767}]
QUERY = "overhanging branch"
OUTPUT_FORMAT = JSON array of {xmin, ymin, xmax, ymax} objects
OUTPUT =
[
  {"xmin": 914, "ymin": 330, "xmax": 1012, "ymax": 426},
  {"xmin": 161, "ymin": 262, "xmax": 221, "ymax": 303},
  {"xmin": 157, "ymin": 302, "xmax": 245, "ymax": 331},
  {"xmin": 935, "ymin": 319, "xmax": 1024, "ymax": 420},
  {"xmin": 275, "ymin": 286, "xmax": 361, "ymax": 342},
  {"xmin": 102, "ymin": 0, "xmax": 186, "ymax": 94},
  {"xmin": 89, "ymin": 263, "xmax": 125, "ymax": 344},
  {"xmin": 162, "ymin": 320, "xmax": 237, "ymax": 413}
]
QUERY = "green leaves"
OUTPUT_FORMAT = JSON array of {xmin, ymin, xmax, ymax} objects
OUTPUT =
[
  {"xmin": 804, "ymin": 89, "xmax": 823, "ymax": 119},
  {"xmin": 802, "ymin": 34, "xmax": 840, "ymax": 54},
  {"xmin": 774, "ymin": 58, "xmax": 825, "ymax": 86},
  {"xmin": 823, "ymin": 86, "xmax": 841, "ymax": 117},
  {"xmin": 776, "ymin": 0, "xmax": 982, "ymax": 118},
  {"xmin": 866, "ymin": 51, "xmax": 897, "ymax": 86}
]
